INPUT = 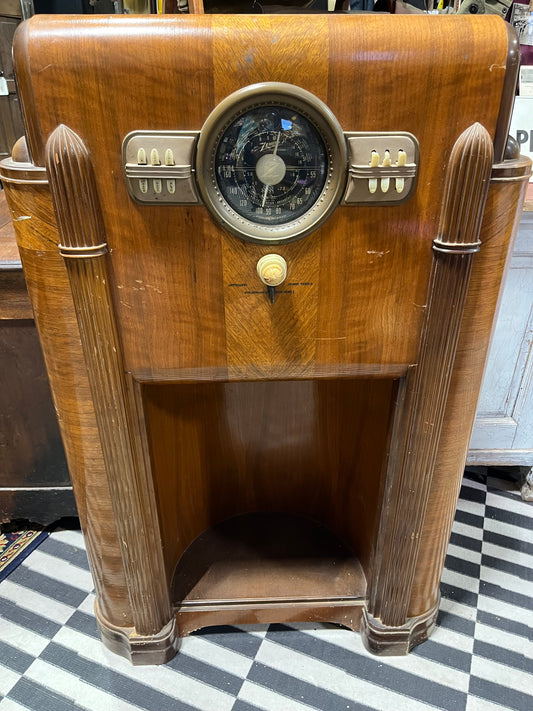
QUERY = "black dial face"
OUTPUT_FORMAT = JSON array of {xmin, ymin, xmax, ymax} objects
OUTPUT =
[
  {"xmin": 214, "ymin": 105, "xmax": 328, "ymax": 226},
  {"xmin": 197, "ymin": 83, "xmax": 347, "ymax": 244}
]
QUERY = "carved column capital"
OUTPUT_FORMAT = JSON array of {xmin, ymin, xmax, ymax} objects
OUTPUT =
[
  {"xmin": 46, "ymin": 124, "xmax": 107, "ymax": 254},
  {"xmin": 433, "ymin": 123, "xmax": 493, "ymax": 255}
]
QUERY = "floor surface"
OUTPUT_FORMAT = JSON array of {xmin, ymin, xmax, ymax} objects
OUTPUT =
[{"xmin": 0, "ymin": 468, "xmax": 532, "ymax": 711}]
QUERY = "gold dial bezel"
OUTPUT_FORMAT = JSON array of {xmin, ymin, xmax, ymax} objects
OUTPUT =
[{"xmin": 196, "ymin": 82, "xmax": 348, "ymax": 245}]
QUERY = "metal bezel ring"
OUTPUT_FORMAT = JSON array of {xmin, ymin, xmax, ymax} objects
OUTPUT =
[{"xmin": 196, "ymin": 82, "xmax": 348, "ymax": 245}]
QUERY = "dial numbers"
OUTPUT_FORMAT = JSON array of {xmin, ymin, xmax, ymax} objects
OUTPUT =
[
  {"xmin": 214, "ymin": 107, "xmax": 328, "ymax": 226},
  {"xmin": 196, "ymin": 83, "xmax": 348, "ymax": 244}
]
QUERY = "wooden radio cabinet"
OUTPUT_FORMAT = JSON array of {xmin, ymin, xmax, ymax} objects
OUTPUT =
[{"xmin": 1, "ymin": 14, "xmax": 530, "ymax": 664}]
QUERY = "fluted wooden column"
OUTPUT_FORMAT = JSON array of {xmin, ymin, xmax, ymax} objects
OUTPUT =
[
  {"xmin": 45, "ymin": 125, "xmax": 178, "ymax": 664},
  {"xmin": 362, "ymin": 123, "xmax": 494, "ymax": 654}
]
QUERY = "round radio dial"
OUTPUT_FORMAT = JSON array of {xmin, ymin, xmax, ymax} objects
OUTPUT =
[{"xmin": 196, "ymin": 83, "xmax": 347, "ymax": 244}]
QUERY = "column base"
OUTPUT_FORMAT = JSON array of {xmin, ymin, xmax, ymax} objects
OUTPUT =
[
  {"xmin": 95, "ymin": 601, "xmax": 180, "ymax": 665},
  {"xmin": 360, "ymin": 598, "xmax": 439, "ymax": 656}
]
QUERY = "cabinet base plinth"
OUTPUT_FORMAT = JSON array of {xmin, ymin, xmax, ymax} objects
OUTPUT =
[
  {"xmin": 360, "ymin": 599, "xmax": 439, "ymax": 656},
  {"xmin": 95, "ymin": 602, "xmax": 180, "ymax": 665},
  {"xmin": 176, "ymin": 600, "xmax": 364, "ymax": 638}
]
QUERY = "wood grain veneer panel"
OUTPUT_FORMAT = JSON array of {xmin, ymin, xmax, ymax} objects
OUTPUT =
[
  {"xmin": 14, "ymin": 15, "xmax": 225, "ymax": 379},
  {"xmin": 221, "ymin": 235, "xmax": 320, "ymax": 377},
  {"xmin": 11, "ymin": 15, "xmax": 510, "ymax": 382},
  {"xmin": 142, "ymin": 377, "xmax": 396, "ymax": 583},
  {"xmin": 212, "ymin": 13, "xmax": 329, "ymax": 103}
]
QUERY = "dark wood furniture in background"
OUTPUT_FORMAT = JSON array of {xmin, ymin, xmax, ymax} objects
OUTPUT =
[
  {"xmin": 0, "ymin": 186, "xmax": 74, "ymax": 524},
  {"xmin": 1, "ymin": 13, "xmax": 529, "ymax": 664},
  {"xmin": 0, "ymin": 0, "xmax": 74, "ymax": 524},
  {"xmin": 0, "ymin": 2, "xmax": 26, "ymax": 162}
]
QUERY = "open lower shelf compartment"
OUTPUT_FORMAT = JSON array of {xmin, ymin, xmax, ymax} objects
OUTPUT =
[{"xmin": 171, "ymin": 512, "xmax": 367, "ymax": 635}]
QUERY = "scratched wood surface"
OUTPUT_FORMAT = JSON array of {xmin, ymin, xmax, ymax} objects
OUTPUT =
[{"xmin": 13, "ymin": 14, "xmax": 509, "ymax": 382}]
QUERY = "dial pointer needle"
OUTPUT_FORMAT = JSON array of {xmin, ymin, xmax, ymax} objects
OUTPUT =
[{"xmin": 261, "ymin": 133, "xmax": 279, "ymax": 208}]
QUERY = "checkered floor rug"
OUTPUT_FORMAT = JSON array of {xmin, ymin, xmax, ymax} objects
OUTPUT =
[{"xmin": 0, "ymin": 468, "xmax": 531, "ymax": 711}]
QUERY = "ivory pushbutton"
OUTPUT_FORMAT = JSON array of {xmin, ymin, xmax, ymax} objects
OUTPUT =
[
  {"xmin": 396, "ymin": 150, "xmax": 407, "ymax": 193},
  {"xmin": 369, "ymin": 150, "xmax": 380, "ymax": 194},
  {"xmin": 137, "ymin": 148, "xmax": 147, "ymax": 165},
  {"xmin": 165, "ymin": 149, "xmax": 175, "ymax": 166},
  {"xmin": 381, "ymin": 150, "xmax": 391, "ymax": 193}
]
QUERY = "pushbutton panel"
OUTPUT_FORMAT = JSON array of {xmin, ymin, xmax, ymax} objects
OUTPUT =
[
  {"xmin": 123, "ymin": 131, "xmax": 200, "ymax": 204},
  {"xmin": 343, "ymin": 133, "xmax": 419, "ymax": 205},
  {"xmin": 123, "ymin": 129, "xmax": 419, "ymax": 211}
]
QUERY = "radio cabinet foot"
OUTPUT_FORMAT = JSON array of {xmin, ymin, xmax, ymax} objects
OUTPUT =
[
  {"xmin": 360, "ymin": 599, "xmax": 439, "ymax": 656},
  {"xmin": 95, "ymin": 602, "xmax": 180, "ymax": 665}
]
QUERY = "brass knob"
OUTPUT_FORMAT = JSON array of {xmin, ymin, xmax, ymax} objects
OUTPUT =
[{"xmin": 256, "ymin": 254, "xmax": 287, "ymax": 287}]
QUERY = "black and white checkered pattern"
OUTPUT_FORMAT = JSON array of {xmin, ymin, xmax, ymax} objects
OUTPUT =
[{"xmin": 0, "ymin": 469, "xmax": 531, "ymax": 711}]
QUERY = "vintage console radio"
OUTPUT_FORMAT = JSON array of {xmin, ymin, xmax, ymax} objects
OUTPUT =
[{"xmin": 1, "ymin": 13, "xmax": 530, "ymax": 664}]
